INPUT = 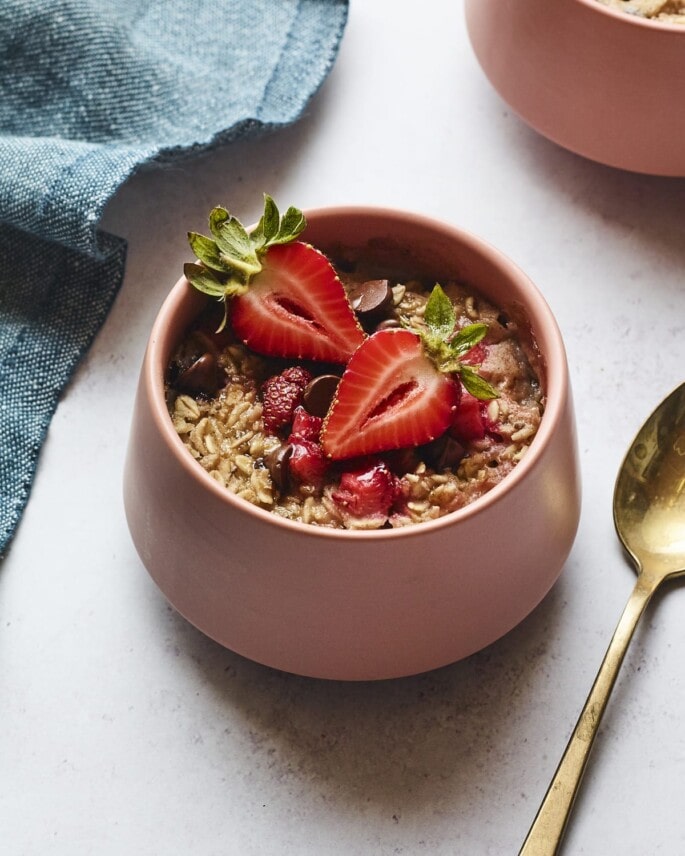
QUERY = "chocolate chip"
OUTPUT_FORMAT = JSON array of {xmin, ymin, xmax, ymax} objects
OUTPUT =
[
  {"xmin": 265, "ymin": 443, "xmax": 294, "ymax": 492},
  {"xmin": 420, "ymin": 435, "xmax": 465, "ymax": 471},
  {"xmin": 176, "ymin": 352, "xmax": 221, "ymax": 397},
  {"xmin": 349, "ymin": 279, "xmax": 393, "ymax": 319},
  {"xmin": 303, "ymin": 374, "xmax": 340, "ymax": 418},
  {"xmin": 383, "ymin": 447, "xmax": 421, "ymax": 475},
  {"xmin": 374, "ymin": 317, "xmax": 402, "ymax": 332}
]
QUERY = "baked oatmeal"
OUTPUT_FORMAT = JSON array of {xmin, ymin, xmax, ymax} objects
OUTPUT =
[{"xmin": 166, "ymin": 198, "xmax": 544, "ymax": 530}]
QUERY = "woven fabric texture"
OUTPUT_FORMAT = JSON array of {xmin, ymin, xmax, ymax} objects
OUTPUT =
[{"xmin": 0, "ymin": 0, "xmax": 348, "ymax": 556}]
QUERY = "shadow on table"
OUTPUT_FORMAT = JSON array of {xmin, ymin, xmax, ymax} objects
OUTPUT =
[
  {"xmin": 497, "ymin": 104, "xmax": 685, "ymax": 273},
  {"xmin": 154, "ymin": 555, "xmax": 574, "ymax": 820}
]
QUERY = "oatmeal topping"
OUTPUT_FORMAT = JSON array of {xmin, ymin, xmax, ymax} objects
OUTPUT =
[{"xmin": 595, "ymin": 0, "xmax": 685, "ymax": 22}]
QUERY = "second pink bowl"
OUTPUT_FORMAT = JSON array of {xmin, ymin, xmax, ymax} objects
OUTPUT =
[{"xmin": 465, "ymin": 0, "xmax": 685, "ymax": 176}]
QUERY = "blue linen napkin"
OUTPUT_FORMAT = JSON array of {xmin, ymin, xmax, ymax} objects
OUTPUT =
[{"xmin": 0, "ymin": 0, "xmax": 348, "ymax": 557}]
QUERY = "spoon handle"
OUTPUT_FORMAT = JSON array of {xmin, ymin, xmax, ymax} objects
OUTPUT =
[{"xmin": 518, "ymin": 570, "xmax": 660, "ymax": 855}]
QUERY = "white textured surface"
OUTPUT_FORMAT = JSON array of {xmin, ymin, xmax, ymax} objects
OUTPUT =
[{"xmin": 2, "ymin": 3, "xmax": 685, "ymax": 853}]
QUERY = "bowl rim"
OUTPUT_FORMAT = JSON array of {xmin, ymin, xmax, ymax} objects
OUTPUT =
[
  {"xmin": 573, "ymin": 0, "xmax": 685, "ymax": 31},
  {"xmin": 144, "ymin": 205, "xmax": 570, "ymax": 543}
]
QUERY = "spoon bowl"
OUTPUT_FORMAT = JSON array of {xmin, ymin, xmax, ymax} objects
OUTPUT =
[
  {"xmin": 615, "ymin": 385, "xmax": 685, "ymax": 578},
  {"xmin": 520, "ymin": 382, "xmax": 685, "ymax": 855}
]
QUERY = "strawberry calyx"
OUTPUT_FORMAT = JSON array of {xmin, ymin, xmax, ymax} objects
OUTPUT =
[
  {"xmin": 406, "ymin": 284, "xmax": 499, "ymax": 401},
  {"xmin": 184, "ymin": 194, "xmax": 307, "ymax": 331}
]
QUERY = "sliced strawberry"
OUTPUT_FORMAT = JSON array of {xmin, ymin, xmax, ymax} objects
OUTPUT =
[
  {"xmin": 330, "ymin": 459, "xmax": 401, "ymax": 528},
  {"xmin": 321, "ymin": 329, "xmax": 461, "ymax": 460},
  {"xmin": 230, "ymin": 242, "xmax": 365, "ymax": 364}
]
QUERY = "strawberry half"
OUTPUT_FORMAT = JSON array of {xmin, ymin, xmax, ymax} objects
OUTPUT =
[
  {"xmin": 321, "ymin": 329, "xmax": 461, "ymax": 460},
  {"xmin": 184, "ymin": 195, "xmax": 364, "ymax": 364},
  {"xmin": 321, "ymin": 284, "xmax": 499, "ymax": 461},
  {"xmin": 230, "ymin": 242, "xmax": 364, "ymax": 363}
]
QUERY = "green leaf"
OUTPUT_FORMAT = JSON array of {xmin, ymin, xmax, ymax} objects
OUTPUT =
[
  {"xmin": 187, "ymin": 232, "xmax": 234, "ymax": 273},
  {"xmin": 424, "ymin": 284, "xmax": 456, "ymax": 341},
  {"xmin": 184, "ymin": 263, "xmax": 227, "ymax": 298},
  {"xmin": 184, "ymin": 263, "xmax": 249, "ymax": 302},
  {"xmin": 208, "ymin": 206, "xmax": 230, "ymax": 237},
  {"xmin": 459, "ymin": 365, "xmax": 499, "ymax": 400},
  {"xmin": 250, "ymin": 198, "xmax": 305, "ymax": 250},
  {"xmin": 262, "ymin": 195, "xmax": 281, "ymax": 242},
  {"xmin": 272, "ymin": 205, "xmax": 306, "ymax": 244},
  {"xmin": 215, "ymin": 216, "xmax": 251, "ymax": 255},
  {"xmin": 213, "ymin": 217, "xmax": 262, "ymax": 277},
  {"xmin": 250, "ymin": 195, "xmax": 279, "ymax": 250},
  {"xmin": 448, "ymin": 323, "xmax": 488, "ymax": 359}
]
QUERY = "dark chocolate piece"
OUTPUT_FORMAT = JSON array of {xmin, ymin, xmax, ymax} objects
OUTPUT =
[
  {"xmin": 265, "ymin": 443, "xmax": 294, "ymax": 492},
  {"xmin": 374, "ymin": 317, "xmax": 402, "ymax": 332},
  {"xmin": 303, "ymin": 374, "xmax": 340, "ymax": 418},
  {"xmin": 190, "ymin": 330, "xmax": 220, "ymax": 357},
  {"xmin": 383, "ymin": 447, "xmax": 421, "ymax": 475},
  {"xmin": 176, "ymin": 352, "xmax": 221, "ymax": 397},
  {"xmin": 349, "ymin": 279, "xmax": 393, "ymax": 319},
  {"xmin": 420, "ymin": 435, "xmax": 465, "ymax": 471}
]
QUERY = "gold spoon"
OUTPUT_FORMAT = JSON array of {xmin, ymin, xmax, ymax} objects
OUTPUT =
[{"xmin": 520, "ymin": 381, "xmax": 685, "ymax": 855}]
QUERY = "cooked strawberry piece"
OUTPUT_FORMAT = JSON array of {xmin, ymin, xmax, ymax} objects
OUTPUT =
[
  {"xmin": 288, "ymin": 439, "xmax": 329, "ymax": 487},
  {"xmin": 461, "ymin": 342, "xmax": 488, "ymax": 366},
  {"xmin": 289, "ymin": 406, "xmax": 323, "ymax": 442},
  {"xmin": 321, "ymin": 329, "xmax": 460, "ymax": 460},
  {"xmin": 261, "ymin": 367, "xmax": 312, "ymax": 435},
  {"xmin": 450, "ymin": 391, "xmax": 489, "ymax": 441},
  {"xmin": 331, "ymin": 459, "xmax": 401, "ymax": 527},
  {"xmin": 230, "ymin": 242, "xmax": 365, "ymax": 364},
  {"xmin": 280, "ymin": 366, "xmax": 312, "ymax": 387}
]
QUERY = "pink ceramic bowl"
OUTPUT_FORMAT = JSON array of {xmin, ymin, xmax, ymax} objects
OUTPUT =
[
  {"xmin": 465, "ymin": 0, "xmax": 685, "ymax": 176},
  {"xmin": 123, "ymin": 207, "xmax": 581, "ymax": 680}
]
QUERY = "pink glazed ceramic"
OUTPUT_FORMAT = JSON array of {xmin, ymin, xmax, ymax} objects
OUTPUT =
[
  {"xmin": 465, "ymin": 0, "xmax": 685, "ymax": 176},
  {"xmin": 123, "ymin": 208, "xmax": 581, "ymax": 680}
]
